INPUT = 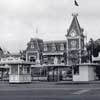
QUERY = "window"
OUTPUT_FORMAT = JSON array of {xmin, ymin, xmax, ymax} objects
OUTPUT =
[
  {"xmin": 60, "ymin": 43, "xmax": 64, "ymax": 50},
  {"xmin": 44, "ymin": 44, "xmax": 48, "ymax": 51},
  {"xmin": 44, "ymin": 57, "xmax": 48, "ymax": 64},
  {"xmin": 30, "ymin": 56, "xmax": 36, "ymax": 62},
  {"xmin": 11, "ymin": 65, "xmax": 18, "ymax": 74},
  {"xmin": 23, "ymin": 66, "xmax": 28, "ymax": 74},
  {"xmin": 52, "ymin": 43, "xmax": 56, "ymax": 51},
  {"xmin": 54, "ymin": 57, "xmax": 58, "ymax": 64},
  {"xmin": 31, "ymin": 43, "xmax": 34, "ymax": 48},
  {"xmin": 19, "ymin": 65, "xmax": 30, "ymax": 74},
  {"xmin": 27, "ymin": 67, "xmax": 30, "ymax": 74}
]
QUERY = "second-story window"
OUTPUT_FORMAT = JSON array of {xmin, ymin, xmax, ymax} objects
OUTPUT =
[
  {"xmin": 60, "ymin": 43, "xmax": 64, "ymax": 50},
  {"xmin": 52, "ymin": 43, "xmax": 56, "ymax": 51},
  {"xmin": 44, "ymin": 44, "xmax": 48, "ymax": 51}
]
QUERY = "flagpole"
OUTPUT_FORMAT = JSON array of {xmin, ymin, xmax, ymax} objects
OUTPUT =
[
  {"xmin": 34, "ymin": 27, "xmax": 39, "ymax": 38},
  {"xmin": 36, "ymin": 27, "xmax": 38, "ymax": 34},
  {"xmin": 72, "ymin": 0, "xmax": 79, "ymax": 15}
]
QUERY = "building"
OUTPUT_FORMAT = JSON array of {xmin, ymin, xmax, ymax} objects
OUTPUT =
[
  {"xmin": 22, "ymin": 13, "xmax": 89, "ymax": 81},
  {"xmin": 0, "ymin": 13, "xmax": 99, "ymax": 82},
  {"xmin": 66, "ymin": 13, "xmax": 85, "ymax": 65},
  {"xmin": 26, "ymin": 38, "xmax": 44, "ymax": 65},
  {"xmin": 25, "ymin": 13, "xmax": 86, "ymax": 65},
  {"xmin": 43, "ymin": 40, "xmax": 66, "ymax": 65},
  {"xmin": 0, "ymin": 53, "xmax": 23, "ymax": 80}
]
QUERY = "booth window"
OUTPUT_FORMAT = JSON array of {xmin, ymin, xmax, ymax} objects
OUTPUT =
[
  {"xmin": 11, "ymin": 65, "xmax": 18, "ymax": 75},
  {"xmin": 74, "ymin": 65, "xmax": 79, "ymax": 75},
  {"xmin": 23, "ymin": 66, "xmax": 28, "ymax": 74}
]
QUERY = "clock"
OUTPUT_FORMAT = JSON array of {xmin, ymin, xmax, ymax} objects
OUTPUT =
[{"xmin": 70, "ymin": 30, "xmax": 76, "ymax": 37}]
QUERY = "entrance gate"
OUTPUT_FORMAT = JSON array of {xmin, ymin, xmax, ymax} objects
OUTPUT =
[{"xmin": 45, "ymin": 65, "xmax": 72, "ymax": 82}]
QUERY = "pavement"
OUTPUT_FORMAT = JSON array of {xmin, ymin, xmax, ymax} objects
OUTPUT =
[
  {"xmin": 0, "ymin": 81, "xmax": 100, "ymax": 100},
  {"xmin": 0, "ymin": 80, "xmax": 100, "ymax": 91},
  {"xmin": 56, "ymin": 80, "xmax": 100, "ymax": 84}
]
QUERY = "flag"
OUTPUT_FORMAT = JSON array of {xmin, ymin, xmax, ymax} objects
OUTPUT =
[{"xmin": 74, "ymin": 0, "xmax": 79, "ymax": 6}]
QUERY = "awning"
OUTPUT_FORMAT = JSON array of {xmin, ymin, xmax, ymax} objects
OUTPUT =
[{"xmin": 0, "ymin": 65, "xmax": 9, "ymax": 68}]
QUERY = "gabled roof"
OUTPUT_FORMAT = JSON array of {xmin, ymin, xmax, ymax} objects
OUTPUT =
[{"xmin": 67, "ymin": 13, "xmax": 84, "ymax": 36}]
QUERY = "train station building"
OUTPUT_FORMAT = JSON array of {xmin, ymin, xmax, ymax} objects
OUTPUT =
[
  {"xmin": 0, "ymin": 13, "xmax": 99, "ymax": 83},
  {"xmin": 23, "ymin": 13, "xmax": 99, "ymax": 82}
]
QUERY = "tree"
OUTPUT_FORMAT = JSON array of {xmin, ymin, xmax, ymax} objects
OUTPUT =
[
  {"xmin": 86, "ymin": 38, "xmax": 100, "ymax": 62},
  {"xmin": 86, "ymin": 38, "xmax": 94, "ymax": 62},
  {"xmin": 0, "ymin": 47, "xmax": 4, "ymax": 59},
  {"xmin": 93, "ymin": 39, "xmax": 100, "ymax": 57},
  {"xmin": 81, "ymin": 50, "xmax": 88, "ymax": 63}
]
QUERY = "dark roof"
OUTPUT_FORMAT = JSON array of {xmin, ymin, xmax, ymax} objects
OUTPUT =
[
  {"xmin": 44, "ymin": 40, "xmax": 66, "ymax": 44},
  {"xmin": 67, "ymin": 13, "xmax": 84, "ymax": 36}
]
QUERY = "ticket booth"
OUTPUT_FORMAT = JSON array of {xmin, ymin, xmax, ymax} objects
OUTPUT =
[
  {"xmin": 73, "ymin": 63, "xmax": 97, "ymax": 82},
  {"xmin": 9, "ymin": 61, "xmax": 32, "ymax": 83}
]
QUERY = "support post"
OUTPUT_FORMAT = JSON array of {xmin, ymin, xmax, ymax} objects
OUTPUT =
[
  {"xmin": 18, "ymin": 64, "xmax": 20, "ymax": 75},
  {"xmin": 57, "ymin": 67, "xmax": 59, "ymax": 81}
]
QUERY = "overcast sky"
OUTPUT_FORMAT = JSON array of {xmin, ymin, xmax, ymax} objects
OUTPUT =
[{"xmin": 0, "ymin": 0, "xmax": 99, "ymax": 52}]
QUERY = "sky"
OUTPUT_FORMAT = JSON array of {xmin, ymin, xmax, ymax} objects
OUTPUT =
[{"xmin": 0, "ymin": 0, "xmax": 99, "ymax": 53}]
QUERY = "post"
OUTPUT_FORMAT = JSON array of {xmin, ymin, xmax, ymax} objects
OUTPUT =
[
  {"xmin": 18, "ymin": 64, "xmax": 20, "ymax": 75},
  {"xmin": 66, "ymin": 38, "xmax": 69, "ymax": 65},
  {"xmin": 30, "ymin": 65, "xmax": 31, "ymax": 75},
  {"xmin": 79, "ymin": 50, "xmax": 81, "ymax": 64},
  {"xmin": 1, "ymin": 68, "xmax": 3, "ymax": 81},
  {"xmin": 57, "ymin": 67, "xmax": 59, "ymax": 81},
  {"xmin": 40, "ymin": 68, "xmax": 41, "ymax": 77},
  {"xmin": 72, "ymin": 65, "xmax": 74, "ymax": 81}
]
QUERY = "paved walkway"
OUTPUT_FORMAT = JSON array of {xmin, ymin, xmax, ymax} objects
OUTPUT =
[
  {"xmin": 0, "ymin": 81, "xmax": 100, "ymax": 96},
  {"xmin": 0, "ymin": 81, "xmax": 99, "ymax": 90},
  {"xmin": 56, "ymin": 80, "xmax": 100, "ymax": 85},
  {"xmin": 73, "ymin": 89, "xmax": 91, "ymax": 95}
]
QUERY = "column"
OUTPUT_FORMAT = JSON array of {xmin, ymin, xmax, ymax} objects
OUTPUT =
[
  {"xmin": 79, "ymin": 38, "xmax": 81, "ymax": 64},
  {"xmin": 52, "ymin": 67, "xmax": 54, "ymax": 81},
  {"xmin": 1, "ymin": 68, "xmax": 3, "ymax": 81},
  {"xmin": 57, "ymin": 67, "xmax": 60, "ymax": 81},
  {"xmin": 40, "ymin": 68, "xmax": 42, "ymax": 78},
  {"xmin": 30, "ymin": 66, "xmax": 31, "ymax": 75},
  {"xmin": 36, "ymin": 52, "xmax": 40, "ymax": 64},
  {"xmin": 26, "ymin": 52, "xmax": 28, "ymax": 61},
  {"xmin": 66, "ymin": 38, "xmax": 69, "ymax": 65}
]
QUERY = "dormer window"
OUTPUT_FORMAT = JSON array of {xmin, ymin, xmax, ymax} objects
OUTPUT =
[{"xmin": 30, "ymin": 43, "xmax": 34, "ymax": 48}]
